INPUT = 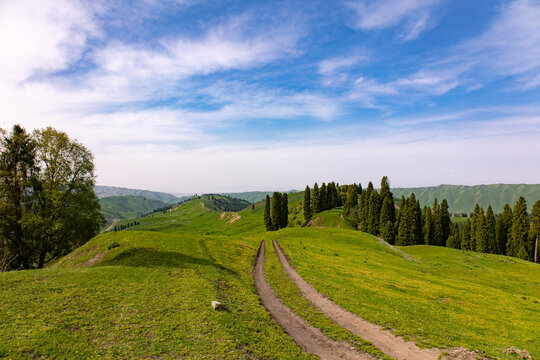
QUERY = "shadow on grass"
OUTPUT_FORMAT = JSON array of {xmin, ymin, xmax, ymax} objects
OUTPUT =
[{"xmin": 99, "ymin": 247, "xmax": 238, "ymax": 276}]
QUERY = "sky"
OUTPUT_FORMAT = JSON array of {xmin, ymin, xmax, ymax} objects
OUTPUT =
[{"xmin": 1, "ymin": 0, "xmax": 539, "ymax": 194}]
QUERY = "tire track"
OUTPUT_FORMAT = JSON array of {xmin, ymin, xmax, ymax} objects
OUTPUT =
[
  {"xmin": 253, "ymin": 240, "xmax": 375, "ymax": 360},
  {"xmin": 273, "ymin": 239, "xmax": 442, "ymax": 360}
]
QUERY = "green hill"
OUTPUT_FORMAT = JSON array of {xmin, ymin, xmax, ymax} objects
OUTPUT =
[
  {"xmin": 100, "ymin": 195, "xmax": 167, "ymax": 223},
  {"xmin": 197, "ymin": 194, "xmax": 251, "ymax": 212},
  {"xmin": 95, "ymin": 185, "xmax": 180, "ymax": 203},
  {"xmin": 1, "ymin": 189, "xmax": 538, "ymax": 359},
  {"xmin": 221, "ymin": 190, "xmax": 299, "ymax": 203},
  {"xmin": 392, "ymin": 184, "xmax": 540, "ymax": 213}
]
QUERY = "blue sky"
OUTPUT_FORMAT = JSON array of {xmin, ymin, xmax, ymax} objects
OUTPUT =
[{"xmin": 1, "ymin": 0, "xmax": 539, "ymax": 193}]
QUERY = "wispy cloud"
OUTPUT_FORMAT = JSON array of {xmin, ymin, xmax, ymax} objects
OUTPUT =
[{"xmin": 347, "ymin": 0, "xmax": 440, "ymax": 40}]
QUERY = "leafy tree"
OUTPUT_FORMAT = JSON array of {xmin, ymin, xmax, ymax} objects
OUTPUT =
[
  {"xmin": 312, "ymin": 183, "xmax": 321, "ymax": 213},
  {"xmin": 0, "ymin": 126, "xmax": 38, "ymax": 270},
  {"xmin": 303, "ymin": 186, "xmax": 312, "ymax": 221},
  {"xmin": 271, "ymin": 192, "xmax": 281, "ymax": 231},
  {"xmin": 508, "ymin": 197, "xmax": 530, "ymax": 260},
  {"xmin": 264, "ymin": 195, "xmax": 273, "ymax": 231},
  {"xmin": 530, "ymin": 200, "xmax": 540, "ymax": 262},
  {"xmin": 280, "ymin": 193, "xmax": 289, "ymax": 229},
  {"xmin": 0, "ymin": 126, "xmax": 101, "ymax": 270}
]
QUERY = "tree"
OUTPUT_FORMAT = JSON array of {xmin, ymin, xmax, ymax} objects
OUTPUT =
[
  {"xmin": 422, "ymin": 206, "xmax": 434, "ymax": 245},
  {"xmin": 280, "ymin": 193, "xmax": 289, "ymax": 229},
  {"xmin": 396, "ymin": 193, "xmax": 422, "ymax": 246},
  {"xmin": 344, "ymin": 185, "xmax": 358, "ymax": 216},
  {"xmin": 508, "ymin": 197, "xmax": 529, "ymax": 260},
  {"xmin": 496, "ymin": 204, "xmax": 513, "ymax": 255},
  {"xmin": 530, "ymin": 200, "xmax": 540, "ymax": 262},
  {"xmin": 471, "ymin": 204, "xmax": 482, "ymax": 251},
  {"xmin": 431, "ymin": 199, "xmax": 443, "ymax": 246},
  {"xmin": 312, "ymin": 183, "xmax": 321, "ymax": 213},
  {"xmin": 461, "ymin": 219, "xmax": 472, "ymax": 250},
  {"xmin": 446, "ymin": 222, "xmax": 461, "ymax": 249},
  {"xmin": 367, "ymin": 190, "xmax": 381, "ymax": 235},
  {"xmin": 271, "ymin": 192, "xmax": 281, "ymax": 230},
  {"xmin": 320, "ymin": 183, "xmax": 327, "ymax": 211},
  {"xmin": 264, "ymin": 195, "xmax": 273, "ymax": 231},
  {"xmin": 0, "ymin": 126, "xmax": 102, "ymax": 271},
  {"xmin": 360, "ymin": 182, "xmax": 373, "ymax": 231},
  {"xmin": 440, "ymin": 199, "xmax": 451, "ymax": 245},
  {"xmin": 484, "ymin": 206, "xmax": 496, "ymax": 254},
  {"xmin": 475, "ymin": 207, "xmax": 487, "ymax": 253},
  {"xmin": 0, "ymin": 126, "xmax": 38, "ymax": 270},
  {"xmin": 303, "ymin": 186, "xmax": 312, "ymax": 221},
  {"xmin": 379, "ymin": 195, "xmax": 395, "ymax": 241}
]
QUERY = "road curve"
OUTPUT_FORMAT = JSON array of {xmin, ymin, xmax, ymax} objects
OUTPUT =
[
  {"xmin": 253, "ymin": 240, "xmax": 375, "ymax": 360},
  {"xmin": 272, "ymin": 239, "xmax": 442, "ymax": 360}
]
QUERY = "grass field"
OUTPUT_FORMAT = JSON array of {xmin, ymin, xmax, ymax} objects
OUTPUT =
[
  {"xmin": 275, "ymin": 227, "xmax": 540, "ymax": 359},
  {"xmin": 2, "ymin": 192, "xmax": 539, "ymax": 359}
]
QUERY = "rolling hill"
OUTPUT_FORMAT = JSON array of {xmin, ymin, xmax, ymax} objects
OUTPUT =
[
  {"xmin": 95, "ymin": 185, "xmax": 180, "ymax": 203},
  {"xmin": 99, "ymin": 195, "xmax": 167, "ymax": 223},
  {"xmin": 2, "ymin": 190, "xmax": 538, "ymax": 359},
  {"xmin": 392, "ymin": 184, "xmax": 540, "ymax": 213}
]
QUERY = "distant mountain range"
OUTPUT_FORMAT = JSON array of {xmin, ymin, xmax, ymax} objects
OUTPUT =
[
  {"xmin": 95, "ymin": 185, "xmax": 180, "ymax": 204},
  {"xmin": 100, "ymin": 196, "xmax": 168, "ymax": 223},
  {"xmin": 392, "ymin": 184, "xmax": 540, "ymax": 214}
]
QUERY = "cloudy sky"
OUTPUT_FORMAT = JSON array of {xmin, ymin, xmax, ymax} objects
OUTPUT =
[{"xmin": 1, "ymin": 0, "xmax": 539, "ymax": 193}]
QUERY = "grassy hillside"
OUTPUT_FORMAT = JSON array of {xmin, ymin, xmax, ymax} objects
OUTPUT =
[
  {"xmin": 100, "ymin": 195, "xmax": 167, "ymax": 223},
  {"xmin": 392, "ymin": 184, "xmax": 540, "ymax": 213},
  {"xmin": 95, "ymin": 185, "xmax": 179, "ymax": 203},
  {"xmin": 221, "ymin": 190, "xmax": 299, "ymax": 203},
  {"xmin": 2, "ymin": 189, "xmax": 539, "ymax": 359},
  {"xmin": 275, "ymin": 227, "xmax": 539, "ymax": 359},
  {"xmin": 197, "ymin": 194, "xmax": 251, "ymax": 211}
]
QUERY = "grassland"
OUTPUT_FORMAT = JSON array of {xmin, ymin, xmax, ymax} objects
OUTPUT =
[
  {"xmin": 275, "ymin": 227, "xmax": 539, "ymax": 359},
  {"xmin": 2, "ymin": 190, "xmax": 539, "ymax": 359},
  {"xmin": 99, "ymin": 195, "xmax": 167, "ymax": 223}
]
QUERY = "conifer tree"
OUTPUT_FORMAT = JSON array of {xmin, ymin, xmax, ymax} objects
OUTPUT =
[
  {"xmin": 471, "ymin": 204, "xmax": 482, "ymax": 251},
  {"xmin": 446, "ymin": 222, "xmax": 461, "ymax": 249},
  {"xmin": 360, "ymin": 182, "xmax": 373, "ymax": 231},
  {"xmin": 499, "ymin": 204, "xmax": 513, "ymax": 255},
  {"xmin": 271, "ymin": 192, "xmax": 281, "ymax": 231},
  {"xmin": 422, "ymin": 206, "xmax": 434, "ymax": 245},
  {"xmin": 484, "ymin": 205, "xmax": 497, "ymax": 253},
  {"xmin": 441, "ymin": 199, "xmax": 451, "ymax": 245},
  {"xmin": 280, "ymin": 193, "xmax": 289, "ymax": 229},
  {"xmin": 264, "ymin": 195, "xmax": 273, "ymax": 231},
  {"xmin": 475, "ymin": 207, "xmax": 487, "ymax": 253},
  {"xmin": 312, "ymin": 183, "xmax": 321, "ymax": 213},
  {"xmin": 396, "ymin": 193, "xmax": 422, "ymax": 246},
  {"xmin": 320, "ymin": 183, "xmax": 327, "ymax": 211},
  {"xmin": 508, "ymin": 197, "xmax": 529, "ymax": 260},
  {"xmin": 431, "ymin": 198, "xmax": 443, "ymax": 246},
  {"xmin": 344, "ymin": 186, "xmax": 357, "ymax": 216},
  {"xmin": 379, "ymin": 196, "xmax": 395, "ymax": 243},
  {"xmin": 327, "ymin": 182, "xmax": 336, "ymax": 209},
  {"xmin": 461, "ymin": 219, "xmax": 472, "ymax": 250},
  {"xmin": 530, "ymin": 200, "xmax": 540, "ymax": 262},
  {"xmin": 367, "ymin": 190, "xmax": 382, "ymax": 235},
  {"xmin": 303, "ymin": 186, "xmax": 312, "ymax": 221}
]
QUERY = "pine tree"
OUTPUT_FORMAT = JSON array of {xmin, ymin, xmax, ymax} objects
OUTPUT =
[
  {"xmin": 461, "ymin": 219, "xmax": 472, "ymax": 250},
  {"xmin": 475, "ymin": 207, "xmax": 487, "ymax": 253},
  {"xmin": 312, "ymin": 183, "xmax": 321, "ymax": 213},
  {"xmin": 508, "ymin": 197, "xmax": 529, "ymax": 260},
  {"xmin": 360, "ymin": 182, "xmax": 373, "ymax": 231},
  {"xmin": 431, "ymin": 198, "xmax": 443, "ymax": 246},
  {"xmin": 379, "ymin": 196, "xmax": 395, "ymax": 242},
  {"xmin": 446, "ymin": 222, "xmax": 461, "ymax": 249},
  {"xmin": 264, "ymin": 195, "xmax": 273, "ymax": 231},
  {"xmin": 422, "ymin": 206, "xmax": 434, "ymax": 245},
  {"xmin": 471, "ymin": 204, "xmax": 482, "ymax": 251},
  {"xmin": 327, "ymin": 182, "xmax": 336, "ymax": 209},
  {"xmin": 441, "ymin": 199, "xmax": 451, "ymax": 246},
  {"xmin": 484, "ymin": 205, "xmax": 497, "ymax": 253},
  {"xmin": 530, "ymin": 200, "xmax": 540, "ymax": 262},
  {"xmin": 367, "ymin": 190, "xmax": 381, "ymax": 235},
  {"xmin": 344, "ymin": 186, "xmax": 357, "ymax": 216},
  {"xmin": 303, "ymin": 185, "xmax": 312, "ymax": 221},
  {"xmin": 396, "ymin": 194, "xmax": 422, "ymax": 246},
  {"xmin": 280, "ymin": 193, "xmax": 289, "ymax": 229},
  {"xmin": 271, "ymin": 192, "xmax": 281, "ymax": 231},
  {"xmin": 320, "ymin": 183, "xmax": 327, "ymax": 211}
]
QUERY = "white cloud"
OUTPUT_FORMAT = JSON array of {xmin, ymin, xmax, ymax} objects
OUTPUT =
[{"xmin": 348, "ymin": 0, "xmax": 440, "ymax": 40}]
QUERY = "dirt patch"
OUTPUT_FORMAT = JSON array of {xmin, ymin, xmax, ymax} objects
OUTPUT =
[
  {"xmin": 219, "ymin": 212, "xmax": 242, "ymax": 224},
  {"xmin": 302, "ymin": 217, "xmax": 324, "ymax": 228},
  {"xmin": 85, "ymin": 251, "xmax": 106, "ymax": 267},
  {"xmin": 273, "ymin": 239, "xmax": 488, "ymax": 360},
  {"xmin": 253, "ymin": 240, "xmax": 374, "ymax": 360},
  {"xmin": 200, "ymin": 202, "xmax": 205, "ymax": 208}
]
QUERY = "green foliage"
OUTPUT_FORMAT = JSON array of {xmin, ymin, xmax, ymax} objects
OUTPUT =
[
  {"xmin": 280, "ymin": 193, "xmax": 289, "ymax": 228},
  {"xmin": 531, "ymin": 201, "xmax": 540, "ymax": 261},
  {"xmin": 0, "ymin": 126, "xmax": 101, "ymax": 270},
  {"xmin": 303, "ymin": 185, "xmax": 312, "ymax": 221},
  {"xmin": 423, "ymin": 206, "xmax": 434, "ymax": 245},
  {"xmin": 461, "ymin": 219, "xmax": 472, "ymax": 250},
  {"xmin": 396, "ymin": 193, "xmax": 422, "ymax": 246},
  {"xmin": 271, "ymin": 192, "xmax": 281, "ymax": 230},
  {"xmin": 484, "ymin": 206, "xmax": 497, "ymax": 254},
  {"xmin": 94, "ymin": 185, "xmax": 179, "ymax": 203},
  {"xmin": 508, "ymin": 197, "xmax": 530, "ymax": 260},
  {"xmin": 264, "ymin": 195, "xmax": 273, "ymax": 231},
  {"xmin": 312, "ymin": 182, "xmax": 321, "ymax": 213},
  {"xmin": 367, "ymin": 190, "xmax": 381, "ymax": 235},
  {"xmin": 379, "ymin": 195, "xmax": 395, "ymax": 242},
  {"xmin": 198, "ymin": 194, "xmax": 250, "ymax": 212}
]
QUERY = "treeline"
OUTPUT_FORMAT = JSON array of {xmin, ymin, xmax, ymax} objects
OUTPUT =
[
  {"xmin": 300, "ymin": 176, "xmax": 539, "ymax": 262},
  {"xmin": 446, "ymin": 199, "xmax": 540, "ymax": 261},
  {"xmin": 111, "ymin": 221, "xmax": 141, "ymax": 232},
  {"xmin": 264, "ymin": 192, "xmax": 289, "ymax": 231}
]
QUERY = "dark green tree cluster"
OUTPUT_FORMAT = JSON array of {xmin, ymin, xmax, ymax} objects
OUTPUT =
[
  {"xmin": 0, "ymin": 125, "xmax": 102, "ymax": 271},
  {"xmin": 448, "ymin": 197, "xmax": 539, "ymax": 262},
  {"xmin": 356, "ymin": 177, "xmax": 396, "ymax": 243},
  {"xmin": 112, "ymin": 221, "xmax": 141, "ymax": 232},
  {"xmin": 264, "ymin": 192, "xmax": 288, "ymax": 231},
  {"xmin": 309, "ymin": 181, "xmax": 342, "ymax": 214}
]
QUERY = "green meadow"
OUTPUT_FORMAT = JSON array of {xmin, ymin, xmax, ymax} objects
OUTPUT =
[{"xmin": 1, "ymin": 192, "xmax": 539, "ymax": 359}]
